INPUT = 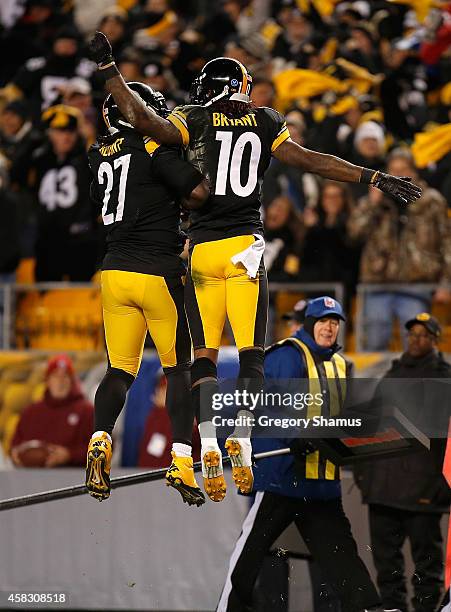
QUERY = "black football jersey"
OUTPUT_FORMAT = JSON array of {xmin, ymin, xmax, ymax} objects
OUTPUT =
[
  {"xmin": 167, "ymin": 105, "xmax": 290, "ymax": 244},
  {"xmin": 29, "ymin": 139, "xmax": 94, "ymax": 239},
  {"xmin": 88, "ymin": 128, "xmax": 203, "ymax": 277}
]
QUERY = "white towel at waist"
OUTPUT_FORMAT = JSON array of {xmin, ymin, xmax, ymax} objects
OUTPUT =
[{"xmin": 230, "ymin": 234, "xmax": 265, "ymax": 279}]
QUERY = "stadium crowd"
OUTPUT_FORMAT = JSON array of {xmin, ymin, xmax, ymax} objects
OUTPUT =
[{"xmin": 0, "ymin": 0, "xmax": 450, "ymax": 345}]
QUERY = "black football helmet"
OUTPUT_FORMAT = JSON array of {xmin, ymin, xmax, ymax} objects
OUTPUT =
[
  {"xmin": 189, "ymin": 57, "xmax": 253, "ymax": 106},
  {"xmin": 102, "ymin": 81, "xmax": 169, "ymax": 132}
]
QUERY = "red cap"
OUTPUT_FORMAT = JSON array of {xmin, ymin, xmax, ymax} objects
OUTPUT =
[{"xmin": 45, "ymin": 354, "xmax": 75, "ymax": 378}]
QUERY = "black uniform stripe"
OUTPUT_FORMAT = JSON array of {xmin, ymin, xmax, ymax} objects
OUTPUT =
[
  {"xmin": 164, "ymin": 276, "xmax": 191, "ymax": 365},
  {"xmin": 253, "ymin": 260, "xmax": 268, "ymax": 348},
  {"xmin": 184, "ymin": 256, "xmax": 206, "ymax": 349}
]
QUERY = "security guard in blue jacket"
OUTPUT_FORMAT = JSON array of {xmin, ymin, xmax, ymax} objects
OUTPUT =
[{"xmin": 218, "ymin": 297, "xmax": 387, "ymax": 612}]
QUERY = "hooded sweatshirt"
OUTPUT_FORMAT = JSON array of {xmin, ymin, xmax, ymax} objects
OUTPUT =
[{"xmin": 11, "ymin": 383, "xmax": 93, "ymax": 466}]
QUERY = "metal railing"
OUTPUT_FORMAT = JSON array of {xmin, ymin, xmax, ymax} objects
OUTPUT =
[
  {"xmin": 0, "ymin": 281, "xmax": 345, "ymax": 351},
  {"xmin": 355, "ymin": 283, "xmax": 444, "ymax": 352}
]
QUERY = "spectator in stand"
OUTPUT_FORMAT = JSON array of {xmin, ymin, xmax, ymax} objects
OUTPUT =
[
  {"xmin": 348, "ymin": 147, "xmax": 451, "ymax": 351},
  {"xmin": 25, "ymin": 104, "xmax": 98, "ymax": 281},
  {"xmin": 0, "ymin": 156, "xmax": 20, "ymax": 347},
  {"xmin": 10, "ymin": 354, "xmax": 93, "ymax": 468},
  {"xmin": 263, "ymin": 195, "xmax": 303, "ymax": 282},
  {"xmin": 262, "ymin": 110, "xmax": 319, "ymax": 210},
  {"xmin": 198, "ymin": 0, "xmax": 244, "ymax": 57},
  {"xmin": 355, "ymin": 313, "xmax": 451, "ymax": 612},
  {"xmin": 341, "ymin": 24, "xmax": 382, "ymax": 74},
  {"xmin": 0, "ymin": 99, "xmax": 42, "ymax": 185},
  {"xmin": 249, "ymin": 77, "xmax": 276, "ymax": 108},
  {"xmin": 272, "ymin": 8, "xmax": 314, "ymax": 68},
  {"xmin": 97, "ymin": 7, "xmax": 129, "ymax": 59},
  {"xmin": 299, "ymin": 180, "xmax": 360, "ymax": 307},
  {"xmin": 142, "ymin": 60, "xmax": 184, "ymax": 110},
  {"xmin": 138, "ymin": 374, "xmax": 201, "ymax": 469},
  {"xmin": 6, "ymin": 25, "xmax": 96, "ymax": 121},
  {"xmin": 59, "ymin": 77, "xmax": 97, "ymax": 145},
  {"xmin": 116, "ymin": 48, "xmax": 145, "ymax": 83},
  {"xmin": 349, "ymin": 120, "xmax": 386, "ymax": 200},
  {"xmin": 224, "ymin": 33, "xmax": 271, "ymax": 79},
  {"xmin": 130, "ymin": 0, "xmax": 180, "ymax": 52},
  {"xmin": 420, "ymin": 5, "xmax": 451, "ymax": 67},
  {"xmin": 281, "ymin": 298, "xmax": 308, "ymax": 335},
  {"xmin": 0, "ymin": 0, "xmax": 70, "ymax": 86},
  {"xmin": 380, "ymin": 38, "xmax": 429, "ymax": 141}
]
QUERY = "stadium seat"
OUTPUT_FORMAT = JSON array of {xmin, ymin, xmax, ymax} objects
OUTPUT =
[{"xmin": 15, "ymin": 288, "xmax": 103, "ymax": 350}]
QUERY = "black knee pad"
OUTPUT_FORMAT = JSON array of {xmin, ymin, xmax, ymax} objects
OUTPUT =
[
  {"xmin": 191, "ymin": 357, "xmax": 217, "ymax": 386},
  {"xmin": 238, "ymin": 348, "xmax": 264, "ymax": 379},
  {"xmin": 106, "ymin": 367, "xmax": 135, "ymax": 390}
]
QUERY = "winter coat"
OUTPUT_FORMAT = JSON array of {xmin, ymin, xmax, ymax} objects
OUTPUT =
[
  {"xmin": 354, "ymin": 350, "xmax": 451, "ymax": 513},
  {"xmin": 251, "ymin": 328, "xmax": 351, "ymax": 500},
  {"xmin": 11, "ymin": 384, "xmax": 94, "ymax": 466},
  {"xmin": 347, "ymin": 184, "xmax": 451, "ymax": 285}
]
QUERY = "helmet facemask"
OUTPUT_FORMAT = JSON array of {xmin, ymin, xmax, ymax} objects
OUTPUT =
[
  {"xmin": 102, "ymin": 82, "xmax": 169, "ymax": 133},
  {"xmin": 189, "ymin": 58, "xmax": 252, "ymax": 106}
]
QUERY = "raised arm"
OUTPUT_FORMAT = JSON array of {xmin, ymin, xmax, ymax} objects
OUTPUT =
[
  {"xmin": 89, "ymin": 32, "xmax": 181, "ymax": 145},
  {"xmin": 273, "ymin": 138, "xmax": 422, "ymax": 205}
]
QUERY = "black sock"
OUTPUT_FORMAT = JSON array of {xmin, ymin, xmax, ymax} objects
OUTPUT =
[
  {"xmin": 165, "ymin": 366, "xmax": 194, "ymax": 445},
  {"xmin": 94, "ymin": 368, "xmax": 135, "ymax": 434}
]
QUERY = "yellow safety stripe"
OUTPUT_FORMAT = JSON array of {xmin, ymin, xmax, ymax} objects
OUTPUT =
[
  {"xmin": 306, "ymin": 451, "xmax": 320, "ymax": 479},
  {"xmin": 271, "ymin": 125, "xmax": 290, "ymax": 152},
  {"xmin": 287, "ymin": 338, "xmax": 345, "ymax": 480},
  {"xmin": 332, "ymin": 352, "xmax": 347, "ymax": 399},
  {"xmin": 289, "ymin": 338, "xmax": 322, "ymax": 418},
  {"xmin": 323, "ymin": 361, "xmax": 340, "ymax": 416},
  {"xmin": 325, "ymin": 460, "xmax": 337, "ymax": 480},
  {"xmin": 167, "ymin": 113, "xmax": 189, "ymax": 147}
]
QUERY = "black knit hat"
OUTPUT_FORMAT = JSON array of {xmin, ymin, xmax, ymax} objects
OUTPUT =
[{"xmin": 405, "ymin": 313, "xmax": 441, "ymax": 337}]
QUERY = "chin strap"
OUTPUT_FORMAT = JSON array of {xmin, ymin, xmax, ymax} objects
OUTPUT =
[
  {"xmin": 204, "ymin": 86, "xmax": 251, "ymax": 107},
  {"xmin": 204, "ymin": 85, "xmax": 230, "ymax": 107}
]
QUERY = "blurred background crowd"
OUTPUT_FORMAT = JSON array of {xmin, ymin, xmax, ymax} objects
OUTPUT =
[
  {"xmin": 0, "ymin": 6, "xmax": 450, "ymax": 606},
  {"xmin": 0, "ymin": 0, "xmax": 450, "ymax": 353}
]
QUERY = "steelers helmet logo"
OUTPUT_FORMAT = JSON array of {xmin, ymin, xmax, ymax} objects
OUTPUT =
[{"xmin": 231, "ymin": 78, "xmax": 239, "ymax": 87}]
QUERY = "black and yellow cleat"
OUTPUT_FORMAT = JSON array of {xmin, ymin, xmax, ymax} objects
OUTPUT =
[
  {"xmin": 166, "ymin": 452, "xmax": 205, "ymax": 507},
  {"xmin": 202, "ymin": 448, "xmax": 227, "ymax": 502},
  {"xmin": 85, "ymin": 433, "xmax": 112, "ymax": 501},
  {"xmin": 225, "ymin": 437, "xmax": 254, "ymax": 494}
]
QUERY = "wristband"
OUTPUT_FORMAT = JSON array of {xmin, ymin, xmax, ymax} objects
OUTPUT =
[
  {"xmin": 360, "ymin": 168, "xmax": 379, "ymax": 184},
  {"xmin": 98, "ymin": 60, "xmax": 119, "ymax": 81}
]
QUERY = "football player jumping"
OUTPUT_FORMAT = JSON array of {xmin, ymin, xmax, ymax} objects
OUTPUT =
[
  {"xmin": 89, "ymin": 32, "xmax": 421, "ymax": 503},
  {"xmin": 86, "ymin": 82, "xmax": 209, "ymax": 507}
]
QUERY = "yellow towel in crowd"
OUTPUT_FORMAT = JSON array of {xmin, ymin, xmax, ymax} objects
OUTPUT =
[
  {"xmin": 387, "ymin": 0, "xmax": 446, "ymax": 24},
  {"xmin": 274, "ymin": 69, "xmax": 347, "ymax": 112},
  {"xmin": 412, "ymin": 123, "xmax": 451, "ymax": 168}
]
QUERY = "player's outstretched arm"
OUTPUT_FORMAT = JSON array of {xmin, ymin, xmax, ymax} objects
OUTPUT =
[
  {"xmin": 89, "ymin": 32, "xmax": 181, "ymax": 145},
  {"xmin": 274, "ymin": 138, "xmax": 422, "ymax": 205}
]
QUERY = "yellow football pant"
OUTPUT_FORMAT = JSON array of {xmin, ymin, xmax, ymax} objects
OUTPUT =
[
  {"xmin": 185, "ymin": 235, "xmax": 268, "ymax": 351},
  {"xmin": 101, "ymin": 270, "xmax": 191, "ymax": 376}
]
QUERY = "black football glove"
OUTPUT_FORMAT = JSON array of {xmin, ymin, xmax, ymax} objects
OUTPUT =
[
  {"xmin": 88, "ymin": 31, "xmax": 114, "ymax": 67},
  {"xmin": 373, "ymin": 172, "xmax": 422, "ymax": 205}
]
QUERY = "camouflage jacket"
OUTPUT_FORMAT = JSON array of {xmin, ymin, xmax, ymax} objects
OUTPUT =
[{"xmin": 347, "ymin": 183, "xmax": 451, "ymax": 284}]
